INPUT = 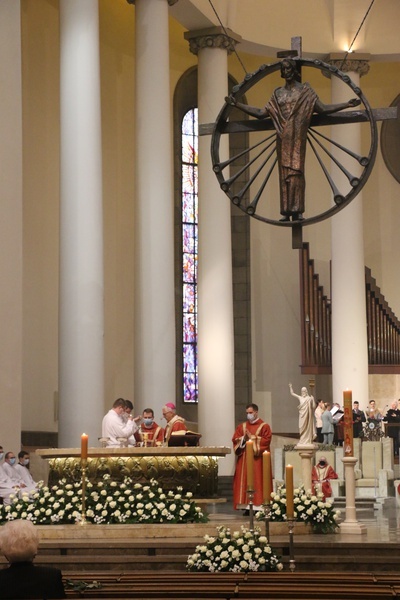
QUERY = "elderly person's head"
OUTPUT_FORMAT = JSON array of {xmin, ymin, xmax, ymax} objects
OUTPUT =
[
  {"xmin": 0, "ymin": 519, "xmax": 39, "ymax": 563},
  {"xmin": 162, "ymin": 403, "xmax": 176, "ymax": 423}
]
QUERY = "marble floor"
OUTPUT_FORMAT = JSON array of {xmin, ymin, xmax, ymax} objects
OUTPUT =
[{"xmin": 209, "ymin": 496, "xmax": 400, "ymax": 545}]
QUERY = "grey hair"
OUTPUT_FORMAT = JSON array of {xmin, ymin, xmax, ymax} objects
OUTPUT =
[{"xmin": 0, "ymin": 519, "xmax": 39, "ymax": 562}]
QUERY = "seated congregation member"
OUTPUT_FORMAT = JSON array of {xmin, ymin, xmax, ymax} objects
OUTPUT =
[
  {"xmin": 0, "ymin": 447, "xmax": 23, "ymax": 505},
  {"xmin": 312, "ymin": 456, "xmax": 338, "ymax": 500},
  {"xmin": 139, "ymin": 408, "xmax": 164, "ymax": 446},
  {"xmin": 162, "ymin": 403, "xmax": 187, "ymax": 444},
  {"xmin": 102, "ymin": 398, "xmax": 140, "ymax": 447},
  {"xmin": 15, "ymin": 451, "xmax": 38, "ymax": 489},
  {"xmin": 3, "ymin": 452, "xmax": 35, "ymax": 493},
  {"xmin": 0, "ymin": 519, "xmax": 66, "ymax": 599},
  {"xmin": 232, "ymin": 403, "xmax": 272, "ymax": 511}
]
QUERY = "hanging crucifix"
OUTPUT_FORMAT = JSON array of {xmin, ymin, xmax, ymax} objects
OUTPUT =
[{"xmin": 201, "ymin": 37, "xmax": 396, "ymax": 248}]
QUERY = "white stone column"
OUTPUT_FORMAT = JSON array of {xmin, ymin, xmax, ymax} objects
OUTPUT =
[
  {"xmin": 59, "ymin": 0, "xmax": 104, "ymax": 447},
  {"xmin": 340, "ymin": 457, "xmax": 366, "ymax": 534},
  {"xmin": 133, "ymin": 0, "xmax": 176, "ymax": 419},
  {"xmin": 0, "ymin": 1, "xmax": 23, "ymax": 453},
  {"xmin": 330, "ymin": 58, "xmax": 370, "ymax": 410},
  {"xmin": 185, "ymin": 29, "xmax": 241, "ymax": 475}
]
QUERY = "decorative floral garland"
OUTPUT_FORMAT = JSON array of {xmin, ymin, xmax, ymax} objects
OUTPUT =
[{"xmin": 0, "ymin": 475, "xmax": 208, "ymax": 525}]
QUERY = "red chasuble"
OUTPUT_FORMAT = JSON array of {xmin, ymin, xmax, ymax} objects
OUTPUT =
[
  {"xmin": 311, "ymin": 464, "xmax": 338, "ymax": 499},
  {"xmin": 232, "ymin": 419, "xmax": 272, "ymax": 509},
  {"xmin": 164, "ymin": 415, "xmax": 187, "ymax": 442},
  {"xmin": 139, "ymin": 422, "xmax": 164, "ymax": 446}
]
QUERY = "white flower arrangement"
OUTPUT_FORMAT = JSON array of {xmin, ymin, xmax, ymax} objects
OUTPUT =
[
  {"xmin": 257, "ymin": 484, "xmax": 341, "ymax": 534},
  {"xmin": 0, "ymin": 476, "xmax": 208, "ymax": 526},
  {"xmin": 187, "ymin": 526, "xmax": 283, "ymax": 572}
]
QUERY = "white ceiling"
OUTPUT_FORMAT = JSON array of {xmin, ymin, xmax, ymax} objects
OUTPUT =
[{"xmin": 170, "ymin": 0, "xmax": 400, "ymax": 61}]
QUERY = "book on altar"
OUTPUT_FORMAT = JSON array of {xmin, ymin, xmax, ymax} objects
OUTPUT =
[{"xmin": 168, "ymin": 430, "xmax": 202, "ymax": 447}]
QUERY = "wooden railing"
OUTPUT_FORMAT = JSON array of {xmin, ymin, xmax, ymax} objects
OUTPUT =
[{"xmin": 299, "ymin": 243, "xmax": 400, "ymax": 374}]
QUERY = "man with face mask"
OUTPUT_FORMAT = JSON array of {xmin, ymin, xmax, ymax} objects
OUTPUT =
[
  {"xmin": 232, "ymin": 404, "xmax": 272, "ymax": 511},
  {"xmin": 312, "ymin": 456, "xmax": 338, "ymax": 500},
  {"xmin": 139, "ymin": 408, "xmax": 164, "ymax": 446},
  {"xmin": 14, "ymin": 451, "xmax": 38, "ymax": 489},
  {"xmin": 0, "ymin": 447, "xmax": 24, "ymax": 505},
  {"xmin": 2, "ymin": 452, "xmax": 26, "ymax": 487}
]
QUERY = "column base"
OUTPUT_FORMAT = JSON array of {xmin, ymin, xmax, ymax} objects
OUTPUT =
[{"xmin": 339, "ymin": 520, "xmax": 367, "ymax": 535}]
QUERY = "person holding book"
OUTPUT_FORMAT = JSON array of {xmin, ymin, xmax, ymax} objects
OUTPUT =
[{"xmin": 232, "ymin": 403, "xmax": 272, "ymax": 511}]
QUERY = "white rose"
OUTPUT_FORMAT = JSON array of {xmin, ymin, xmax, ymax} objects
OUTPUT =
[{"xmin": 244, "ymin": 552, "xmax": 252, "ymax": 561}]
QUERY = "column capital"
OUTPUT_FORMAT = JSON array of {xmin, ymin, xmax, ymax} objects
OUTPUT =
[
  {"xmin": 327, "ymin": 53, "xmax": 371, "ymax": 77},
  {"xmin": 184, "ymin": 27, "xmax": 242, "ymax": 56},
  {"xmin": 126, "ymin": 0, "xmax": 179, "ymax": 5}
]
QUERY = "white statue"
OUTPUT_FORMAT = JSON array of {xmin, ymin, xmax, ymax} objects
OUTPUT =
[{"xmin": 289, "ymin": 383, "xmax": 316, "ymax": 445}]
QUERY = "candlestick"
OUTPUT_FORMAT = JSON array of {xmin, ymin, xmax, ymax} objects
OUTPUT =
[
  {"xmin": 81, "ymin": 433, "xmax": 88, "ymax": 459},
  {"xmin": 343, "ymin": 389, "xmax": 354, "ymax": 457},
  {"xmin": 286, "ymin": 464, "xmax": 294, "ymax": 519},
  {"xmin": 263, "ymin": 451, "xmax": 272, "ymax": 503},
  {"xmin": 246, "ymin": 440, "xmax": 254, "ymax": 490}
]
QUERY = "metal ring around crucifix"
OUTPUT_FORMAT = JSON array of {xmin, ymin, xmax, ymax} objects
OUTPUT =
[{"xmin": 211, "ymin": 57, "xmax": 377, "ymax": 227}]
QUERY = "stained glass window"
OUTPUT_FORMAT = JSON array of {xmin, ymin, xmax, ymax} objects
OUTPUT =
[{"xmin": 181, "ymin": 108, "xmax": 198, "ymax": 402}]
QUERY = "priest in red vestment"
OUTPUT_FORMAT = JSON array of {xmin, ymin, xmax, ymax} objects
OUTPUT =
[
  {"xmin": 312, "ymin": 456, "xmax": 338, "ymax": 500},
  {"xmin": 232, "ymin": 403, "xmax": 272, "ymax": 510},
  {"xmin": 162, "ymin": 402, "xmax": 187, "ymax": 444},
  {"xmin": 139, "ymin": 408, "xmax": 164, "ymax": 446}
]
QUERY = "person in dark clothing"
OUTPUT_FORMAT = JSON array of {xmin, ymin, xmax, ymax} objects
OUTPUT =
[
  {"xmin": 352, "ymin": 401, "xmax": 366, "ymax": 438},
  {"xmin": 383, "ymin": 400, "xmax": 400, "ymax": 456},
  {"xmin": 0, "ymin": 519, "xmax": 66, "ymax": 599}
]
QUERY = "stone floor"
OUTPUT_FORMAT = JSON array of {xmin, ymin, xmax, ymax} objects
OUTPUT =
[{"xmin": 210, "ymin": 495, "xmax": 400, "ymax": 544}]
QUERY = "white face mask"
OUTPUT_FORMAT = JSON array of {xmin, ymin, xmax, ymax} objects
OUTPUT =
[{"xmin": 246, "ymin": 413, "xmax": 256, "ymax": 422}]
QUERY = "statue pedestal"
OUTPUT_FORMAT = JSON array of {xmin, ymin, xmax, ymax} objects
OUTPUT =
[
  {"xmin": 339, "ymin": 456, "xmax": 367, "ymax": 535},
  {"xmin": 294, "ymin": 444, "xmax": 316, "ymax": 491}
]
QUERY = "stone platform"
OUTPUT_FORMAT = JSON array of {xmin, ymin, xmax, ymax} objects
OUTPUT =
[{"xmin": 34, "ymin": 519, "xmax": 311, "ymax": 540}]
